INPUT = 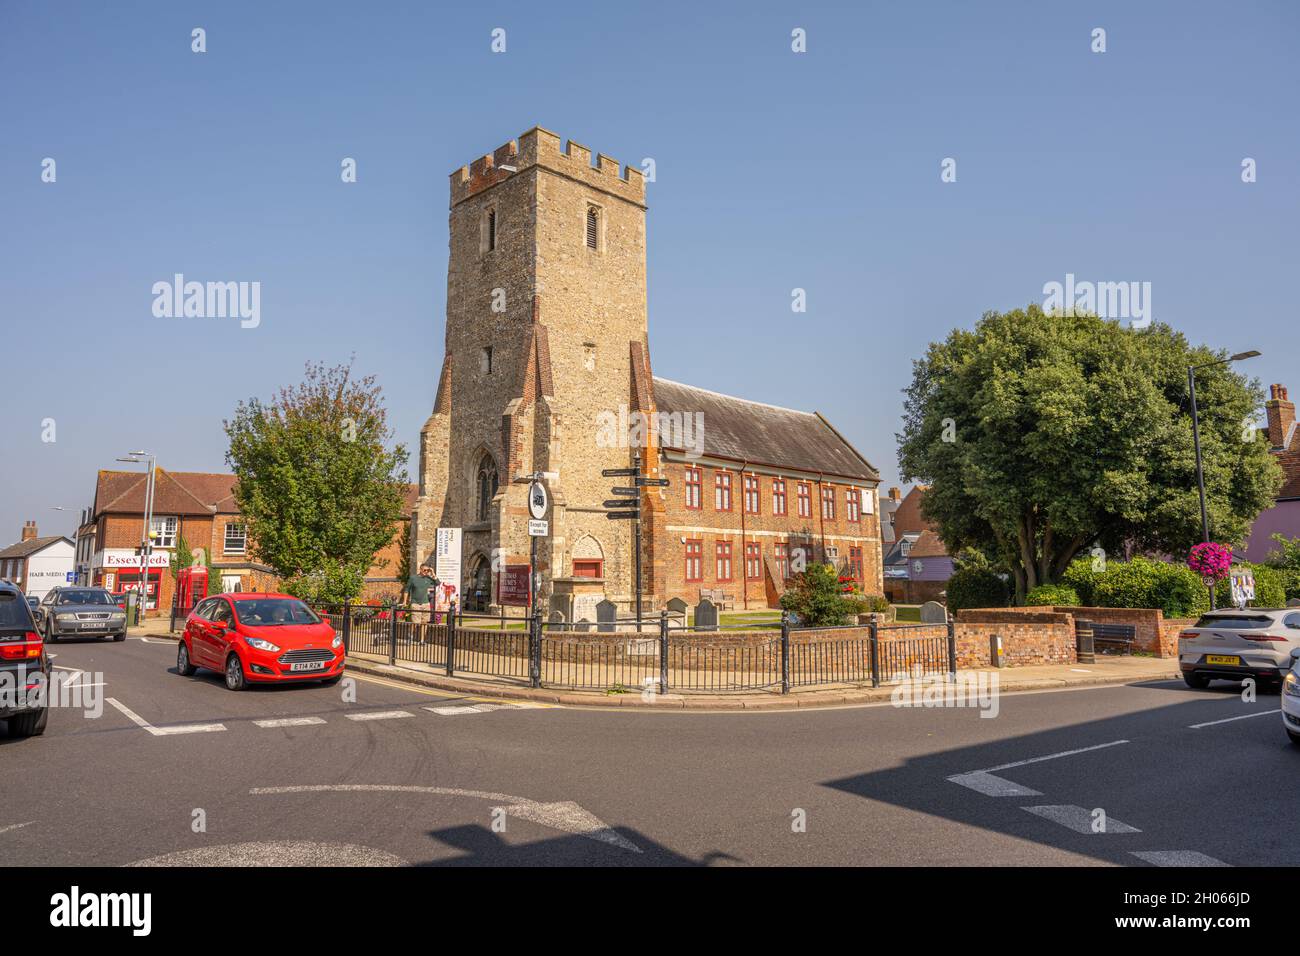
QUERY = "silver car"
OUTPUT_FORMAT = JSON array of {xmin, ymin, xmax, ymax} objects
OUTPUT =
[
  {"xmin": 1178, "ymin": 608, "xmax": 1300, "ymax": 689},
  {"xmin": 35, "ymin": 587, "xmax": 129, "ymax": 642}
]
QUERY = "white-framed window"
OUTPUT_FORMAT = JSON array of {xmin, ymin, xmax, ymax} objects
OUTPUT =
[
  {"xmin": 150, "ymin": 515, "xmax": 178, "ymax": 548},
  {"xmin": 224, "ymin": 523, "xmax": 247, "ymax": 555}
]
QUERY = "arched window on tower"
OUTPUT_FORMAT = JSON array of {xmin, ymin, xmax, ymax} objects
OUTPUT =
[{"xmin": 476, "ymin": 456, "xmax": 499, "ymax": 523}]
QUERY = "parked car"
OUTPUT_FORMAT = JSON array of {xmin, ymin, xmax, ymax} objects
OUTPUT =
[
  {"xmin": 109, "ymin": 592, "xmax": 129, "ymax": 610},
  {"xmin": 25, "ymin": 596, "xmax": 39, "ymax": 614},
  {"xmin": 0, "ymin": 582, "xmax": 49, "ymax": 738},
  {"xmin": 177, "ymin": 593, "xmax": 344, "ymax": 691},
  {"xmin": 1178, "ymin": 608, "xmax": 1300, "ymax": 689},
  {"xmin": 1282, "ymin": 650, "xmax": 1300, "ymax": 745},
  {"xmin": 35, "ymin": 587, "xmax": 128, "ymax": 642}
]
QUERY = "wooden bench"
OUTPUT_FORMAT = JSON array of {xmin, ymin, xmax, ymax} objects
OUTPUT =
[
  {"xmin": 699, "ymin": 588, "xmax": 735, "ymax": 611},
  {"xmin": 1090, "ymin": 622, "xmax": 1137, "ymax": 655}
]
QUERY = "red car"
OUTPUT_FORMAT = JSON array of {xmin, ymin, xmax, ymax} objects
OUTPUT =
[{"xmin": 176, "ymin": 592, "xmax": 344, "ymax": 691}]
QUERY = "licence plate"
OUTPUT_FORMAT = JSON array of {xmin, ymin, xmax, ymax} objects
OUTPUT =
[
  {"xmin": 289, "ymin": 661, "xmax": 327, "ymax": 672},
  {"xmin": 79, "ymin": 622, "xmax": 105, "ymax": 630},
  {"xmin": 1206, "ymin": 655, "xmax": 1242, "ymax": 666}
]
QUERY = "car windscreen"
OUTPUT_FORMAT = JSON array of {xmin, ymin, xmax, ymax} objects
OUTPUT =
[
  {"xmin": 232, "ymin": 599, "xmax": 320, "ymax": 626},
  {"xmin": 56, "ymin": 590, "xmax": 114, "ymax": 606},
  {"xmin": 0, "ymin": 593, "xmax": 34, "ymax": 628},
  {"xmin": 1194, "ymin": 615, "xmax": 1273, "ymax": 629}
]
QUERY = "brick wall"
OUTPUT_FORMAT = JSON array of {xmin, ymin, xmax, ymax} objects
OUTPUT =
[
  {"xmin": 975, "ymin": 604, "xmax": 1183, "ymax": 658},
  {"xmin": 954, "ymin": 610, "xmax": 1077, "ymax": 667}
]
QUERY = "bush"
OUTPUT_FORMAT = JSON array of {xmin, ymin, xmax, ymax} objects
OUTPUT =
[
  {"xmin": 1279, "ymin": 569, "xmax": 1300, "ymax": 604},
  {"xmin": 780, "ymin": 564, "xmax": 868, "ymax": 625},
  {"xmin": 1090, "ymin": 556, "xmax": 1209, "ymax": 618},
  {"xmin": 1060, "ymin": 558, "xmax": 1098, "ymax": 606},
  {"xmin": 946, "ymin": 565, "xmax": 1010, "ymax": 613},
  {"xmin": 1023, "ymin": 583, "xmax": 1080, "ymax": 607},
  {"xmin": 861, "ymin": 593, "xmax": 891, "ymax": 614}
]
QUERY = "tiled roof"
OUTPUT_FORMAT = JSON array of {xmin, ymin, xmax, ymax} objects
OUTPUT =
[
  {"xmin": 0, "ymin": 535, "xmax": 72, "ymax": 560},
  {"xmin": 1279, "ymin": 449, "xmax": 1300, "ymax": 499},
  {"xmin": 909, "ymin": 529, "xmax": 949, "ymax": 558},
  {"xmin": 652, "ymin": 378, "xmax": 878, "ymax": 482}
]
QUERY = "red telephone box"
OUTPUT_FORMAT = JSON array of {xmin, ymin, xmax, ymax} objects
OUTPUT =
[{"xmin": 175, "ymin": 566, "xmax": 211, "ymax": 615}]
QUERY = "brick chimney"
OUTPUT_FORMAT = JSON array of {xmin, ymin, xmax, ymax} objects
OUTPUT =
[
  {"xmin": 1266, "ymin": 384, "xmax": 1295, "ymax": 449},
  {"xmin": 20, "ymin": 520, "xmax": 37, "ymax": 542}
]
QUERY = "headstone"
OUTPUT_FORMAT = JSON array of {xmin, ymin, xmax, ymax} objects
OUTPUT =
[
  {"xmin": 573, "ymin": 618, "xmax": 592, "ymax": 633},
  {"xmin": 920, "ymin": 601, "xmax": 948, "ymax": 624},
  {"xmin": 695, "ymin": 597, "xmax": 719, "ymax": 632},
  {"xmin": 548, "ymin": 610, "xmax": 566, "ymax": 624},
  {"xmin": 596, "ymin": 598, "xmax": 618, "ymax": 633},
  {"xmin": 665, "ymin": 597, "xmax": 688, "ymax": 616}
]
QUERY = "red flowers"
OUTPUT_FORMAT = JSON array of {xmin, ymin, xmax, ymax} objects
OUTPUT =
[{"xmin": 1188, "ymin": 542, "xmax": 1233, "ymax": 581}]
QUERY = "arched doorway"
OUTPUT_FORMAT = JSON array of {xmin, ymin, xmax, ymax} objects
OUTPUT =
[{"xmin": 465, "ymin": 553, "xmax": 492, "ymax": 613}]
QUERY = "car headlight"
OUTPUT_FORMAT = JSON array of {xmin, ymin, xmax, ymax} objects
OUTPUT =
[
  {"xmin": 109, "ymin": 611, "xmax": 125, "ymax": 619},
  {"xmin": 243, "ymin": 636, "xmax": 280, "ymax": 653},
  {"xmin": 1285, "ymin": 672, "xmax": 1300, "ymax": 698},
  {"xmin": 56, "ymin": 611, "xmax": 76, "ymax": 620},
  {"xmin": 331, "ymin": 634, "xmax": 343, "ymax": 649}
]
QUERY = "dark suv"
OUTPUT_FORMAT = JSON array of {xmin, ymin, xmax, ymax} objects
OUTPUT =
[
  {"xmin": 0, "ymin": 583, "xmax": 49, "ymax": 738},
  {"xmin": 35, "ymin": 587, "xmax": 128, "ymax": 642}
]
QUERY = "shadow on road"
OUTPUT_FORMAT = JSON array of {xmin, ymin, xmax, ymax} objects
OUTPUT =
[{"xmin": 419, "ymin": 823, "xmax": 739, "ymax": 867}]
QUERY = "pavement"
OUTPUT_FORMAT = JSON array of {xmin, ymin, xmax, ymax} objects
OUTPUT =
[{"xmin": 3, "ymin": 626, "xmax": 1297, "ymax": 866}]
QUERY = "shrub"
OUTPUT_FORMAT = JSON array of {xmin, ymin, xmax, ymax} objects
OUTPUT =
[
  {"xmin": 780, "ymin": 563, "xmax": 868, "ymax": 625},
  {"xmin": 1061, "ymin": 558, "xmax": 1098, "ymax": 606},
  {"xmin": 1023, "ymin": 583, "xmax": 1080, "ymax": 607},
  {"xmin": 1091, "ymin": 556, "xmax": 1209, "ymax": 617},
  {"xmin": 945, "ymin": 565, "xmax": 1010, "ymax": 613},
  {"xmin": 860, "ymin": 593, "xmax": 891, "ymax": 614},
  {"xmin": 1279, "ymin": 569, "xmax": 1300, "ymax": 603}
]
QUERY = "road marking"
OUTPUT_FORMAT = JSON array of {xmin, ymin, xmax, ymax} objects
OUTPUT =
[
  {"xmin": 1132, "ymin": 850, "xmax": 1229, "ymax": 867},
  {"xmin": 1023, "ymin": 805, "xmax": 1141, "ymax": 834},
  {"xmin": 253, "ymin": 717, "xmax": 327, "ymax": 728},
  {"xmin": 251, "ymin": 784, "xmax": 640, "ymax": 853},
  {"xmin": 106, "ymin": 697, "xmax": 226, "ymax": 736},
  {"xmin": 345, "ymin": 710, "xmax": 413, "ymax": 721},
  {"xmin": 425, "ymin": 705, "xmax": 484, "ymax": 716},
  {"xmin": 947, "ymin": 771, "xmax": 1042, "ymax": 797},
  {"xmin": 1070, "ymin": 668, "xmax": 1092, "ymax": 673},
  {"xmin": 948, "ymin": 740, "xmax": 1129, "ymax": 797},
  {"xmin": 0, "ymin": 821, "xmax": 34, "ymax": 836},
  {"xmin": 1188, "ymin": 710, "xmax": 1276, "ymax": 729},
  {"xmin": 349, "ymin": 671, "xmax": 557, "ymax": 708}
]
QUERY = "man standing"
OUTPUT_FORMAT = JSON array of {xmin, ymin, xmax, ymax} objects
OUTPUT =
[{"xmin": 406, "ymin": 563, "xmax": 439, "ymax": 632}]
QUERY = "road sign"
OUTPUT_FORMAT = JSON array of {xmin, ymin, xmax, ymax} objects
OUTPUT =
[
  {"xmin": 528, "ymin": 481, "xmax": 549, "ymax": 520},
  {"xmin": 601, "ymin": 468, "xmax": 638, "ymax": 477},
  {"xmin": 635, "ymin": 477, "xmax": 669, "ymax": 487},
  {"xmin": 605, "ymin": 511, "xmax": 639, "ymax": 520},
  {"xmin": 610, "ymin": 487, "xmax": 639, "ymax": 496},
  {"xmin": 527, "ymin": 519, "xmax": 549, "ymax": 537},
  {"xmin": 603, "ymin": 500, "xmax": 639, "ymax": 508}
]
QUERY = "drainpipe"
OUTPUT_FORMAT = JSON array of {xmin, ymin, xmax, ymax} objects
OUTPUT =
[
  {"xmin": 816, "ymin": 472, "xmax": 827, "ymax": 565},
  {"xmin": 739, "ymin": 459, "xmax": 749, "ymax": 610}
]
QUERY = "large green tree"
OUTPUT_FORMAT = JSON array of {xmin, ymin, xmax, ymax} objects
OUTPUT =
[
  {"xmin": 224, "ymin": 360, "xmax": 409, "ymax": 603},
  {"xmin": 897, "ymin": 306, "xmax": 1281, "ymax": 602}
]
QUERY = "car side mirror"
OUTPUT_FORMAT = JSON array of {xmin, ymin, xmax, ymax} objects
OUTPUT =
[{"xmin": 1290, "ymin": 647, "xmax": 1300, "ymax": 661}]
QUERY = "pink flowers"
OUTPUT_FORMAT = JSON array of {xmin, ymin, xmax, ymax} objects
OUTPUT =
[{"xmin": 1188, "ymin": 542, "xmax": 1233, "ymax": 581}]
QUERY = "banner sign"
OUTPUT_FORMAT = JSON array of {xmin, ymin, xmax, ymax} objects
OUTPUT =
[
  {"xmin": 435, "ymin": 528, "xmax": 463, "ymax": 612},
  {"xmin": 499, "ymin": 565, "xmax": 530, "ymax": 606}
]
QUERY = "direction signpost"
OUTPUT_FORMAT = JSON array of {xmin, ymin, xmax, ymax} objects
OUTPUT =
[{"xmin": 601, "ymin": 453, "xmax": 670, "ymax": 628}]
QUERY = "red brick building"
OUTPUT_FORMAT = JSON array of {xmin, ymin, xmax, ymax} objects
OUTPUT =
[
  {"xmin": 78, "ymin": 468, "xmax": 417, "ymax": 615},
  {"xmin": 1243, "ymin": 383, "xmax": 1300, "ymax": 562}
]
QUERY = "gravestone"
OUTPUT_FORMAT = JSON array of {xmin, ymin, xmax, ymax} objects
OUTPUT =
[
  {"xmin": 548, "ymin": 610, "xmax": 566, "ymax": 624},
  {"xmin": 695, "ymin": 597, "xmax": 719, "ymax": 632},
  {"xmin": 920, "ymin": 601, "xmax": 948, "ymax": 624},
  {"xmin": 666, "ymin": 596, "xmax": 688, "ymax": 617},
  {"xmin": 573, "ymin": 618, "xmax": 592, "ymax": 633},
  {"xmin": 596, "ymin": 599, "xmax": 618, "ymax": 633}
]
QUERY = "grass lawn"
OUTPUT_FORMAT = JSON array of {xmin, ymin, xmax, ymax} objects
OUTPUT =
[{"xmin": 893, "ymin": 605, "xmax": 922, "ymax": 622}]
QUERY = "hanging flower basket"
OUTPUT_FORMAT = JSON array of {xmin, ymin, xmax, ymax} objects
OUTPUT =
[{"xmin": 1187, "ymin": 542, "xmax": 1233, "ymax": 582}]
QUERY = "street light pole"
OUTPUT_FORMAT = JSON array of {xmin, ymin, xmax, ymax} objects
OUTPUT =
[
  {"xmin": 1187, "ymin": 351, "xmax": 1260, "ymax": 611},
  {"xmin": 118, "ymin": 451, "xmax": 156, "ymax": 618}
]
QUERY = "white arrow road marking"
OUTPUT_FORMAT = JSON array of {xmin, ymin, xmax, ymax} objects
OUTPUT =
[
  {"xmin": 251, "ymin": 785, "xmax": 641, "ymax": 853},
  {"xmin": 1188, "ymin": 710, "xmax": 1276, "ymax": 729},
  {"xmin": 254, "ymin": 717, "xmax": 327, "ymax": 728},
  {"xmin": 1023, "ymin": 805, "xmax": 1141, "ymax": 834},
  {"xmin": 345, "ymin": 710, "xmax": 413, "ymax": 721},
  {"xmin": 947, "ymin": 740, "xmax": 1129, "ymax": 796},
  {"xmin": 106, "ymin": 697, "xmax": 226, "ymax": 736},
  {"xmin": 0, "ymin": 821, "xmax": 34, "ymax": 836},
  {"xmin": 1132, "ymin": 850, "xmax": 1229, "ymax": 867}
]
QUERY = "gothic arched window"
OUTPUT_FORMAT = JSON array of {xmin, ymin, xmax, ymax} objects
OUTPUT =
[{"xmin": 476, "ymin": 457, "xmax": 499, "ymax": 522}]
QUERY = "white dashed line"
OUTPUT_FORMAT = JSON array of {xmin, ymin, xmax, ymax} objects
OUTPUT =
[
  {"xmin": 253, "ymin": 717, "xmax": 327, "ymax": 728},
  {"xmin": 1188, "ymin": 710, "xmax": 1276, "ymax": 729},
  {"xmin": 423, "ymin": 704, "xmax": 506, "ymax": 716},
  {"xmin": 345, "ymin": 710, "xmax": 413, "ymax": 722},
  {"xmin": 947, "ymin": 740, "xmax": 1130, "ymax": 796},
  {"xmin": 1132, "ymin": 850, "xmax": 1229, "ymax": 867},
  {"xmin": 982, "ymin": 739, "xmax": 1130, "ymax": 773},
  {"xmin": 1022, "ymin": 805, "xmax": 1141, "ymax": 834},
  {"xmin": 106, "ymin": 697, "xmax": 226, "ymax": 736},
  {"xmin": 0, "ymin": 821, "xmax": 34, "ymax": 836}
]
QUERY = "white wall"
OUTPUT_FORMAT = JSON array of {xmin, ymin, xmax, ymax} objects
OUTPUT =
[{"xmin": 24, "ymin": 540, "xmax": 76, "ymax": 599}]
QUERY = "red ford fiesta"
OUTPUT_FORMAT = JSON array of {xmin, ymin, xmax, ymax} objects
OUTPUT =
[{"xmin": 177, "ymin": 593, "xmax": 344, "ymax": 691}]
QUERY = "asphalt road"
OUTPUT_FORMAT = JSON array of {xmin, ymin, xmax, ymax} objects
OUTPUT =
[{"xmin": 3, "ymin": 634, "xmax": 1297, "ymax": 866}]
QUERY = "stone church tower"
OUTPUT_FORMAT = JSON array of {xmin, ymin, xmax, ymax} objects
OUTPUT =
[{"xmin": 415, "ymin": 127, "xmax": 658, "ymax": 616}]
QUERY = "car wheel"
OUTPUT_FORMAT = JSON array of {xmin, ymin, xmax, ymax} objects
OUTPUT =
[
  {"xmin": 7, "ymin": 708, "xmax": 49, "ymax": 738},
  {"xmin": 176, "ymin": 641, "xmax": 196, "ymax": 677},
  {"xmin": 224, "ymin": 654, "xmax": 247, "ymax": 691},
  {"xmin": 112, "ymin": 631, "xmax": 126, "ymax": 642},
  {"xmin": 44, "ymin": 621, "xmax": 57, "ymax": 644},
  {"xmin": 1289, "ymin": 730, "xmax": 1300, "ymax": 746},
  {"xmin": 1183, "ymin": 673, "xmax": 1210, "ymax": 689}
]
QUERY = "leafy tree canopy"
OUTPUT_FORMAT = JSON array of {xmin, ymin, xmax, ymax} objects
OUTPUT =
[
  {"xmin": 224, "ymin": 360, "xmax": 409, "ymax": 603},
  {"xmin": 898, "ymin": 306, "xmax": 1281, "ymax": 601}
]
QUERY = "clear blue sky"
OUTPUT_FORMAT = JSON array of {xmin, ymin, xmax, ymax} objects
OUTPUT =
[{"xmin": 2, "ymin": 0, "xmax": 1297, "ymax": 542}]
